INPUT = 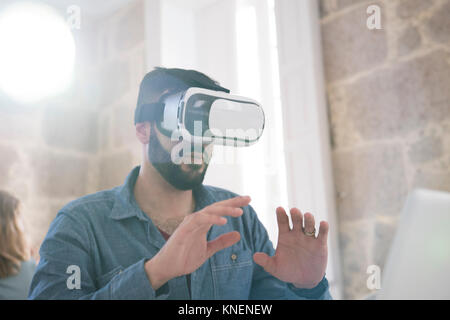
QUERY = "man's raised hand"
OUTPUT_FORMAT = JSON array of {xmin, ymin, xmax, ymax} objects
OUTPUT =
[
  {"xmin": 253, "ymin": 207, "xmax": 329, "ymax": 289},
  {"xmin": 145, "ymin": 196, "xmax": 251, "ymax": 290}
]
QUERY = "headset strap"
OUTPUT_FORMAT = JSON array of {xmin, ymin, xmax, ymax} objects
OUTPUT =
[{"xmin": 134, "ymin": 102, "xmax": 165, "ymax": 124}]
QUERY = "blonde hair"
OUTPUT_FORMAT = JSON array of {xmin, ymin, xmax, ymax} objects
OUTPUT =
[{"xmin": 0, "ymin": 190, "xmax": 29, "ymax": 278}]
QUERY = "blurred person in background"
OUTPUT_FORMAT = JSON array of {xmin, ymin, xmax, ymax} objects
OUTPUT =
[{"xmin": 0, "ymin": 190, "xmax": 37, "ymax": 300}]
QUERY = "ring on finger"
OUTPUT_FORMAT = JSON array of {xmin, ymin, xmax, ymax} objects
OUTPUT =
[{"xmin": 302, "ymin": 227, "xmax": 316, "ymax": 237}]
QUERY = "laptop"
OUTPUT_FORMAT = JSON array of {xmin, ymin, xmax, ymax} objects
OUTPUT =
[{"xmin": 377, "ymin": 188, "xmax": 450, "ymax": 299}]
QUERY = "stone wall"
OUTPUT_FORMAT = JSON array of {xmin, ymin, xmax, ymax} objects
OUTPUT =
[
  {"xmin": 2, "ymin": 0, "xmax": 449, "ymax": 299},
  {"xmin": 320, "ymin": 0, "xmax": 450, "ymax": 299},
  {"xmin": 0, "ymin": 0, "xmax": 146, "ymax": 250},
  {"xmin": 94, "ymin": 0, "xmax": 147, "ymax": 190}
]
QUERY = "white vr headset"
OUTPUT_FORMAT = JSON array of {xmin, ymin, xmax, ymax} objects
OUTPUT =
[{"xmin": 135, "ymin": 87, "xmax": 265, "ymax": 147}]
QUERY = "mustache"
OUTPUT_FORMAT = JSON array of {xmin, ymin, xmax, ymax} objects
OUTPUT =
[
  {"xmin": 149, "ymin": 127, "xmax": 208, "ymax": 190},
  {"xmin": 186, "ymin": 163, "xmax": 204, "ymax": 171}
]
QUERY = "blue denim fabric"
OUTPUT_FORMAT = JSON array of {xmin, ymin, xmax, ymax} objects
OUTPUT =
[{"xmin": 28, "ymin": 166, "xmax": 332, "ymax": 300}]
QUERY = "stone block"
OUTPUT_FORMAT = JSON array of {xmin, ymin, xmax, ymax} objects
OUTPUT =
[
  {"xmin": 413, "ymin": 170, "xmax": 450, "ymax": 192},
  {"xmin": 396, "ymin": 0, "xmax": 435, "ymax": 19},
  {"xmin": 2, "ymin": 148, "xmax": 32, "ymax": 202},
  {"xmin": 99, "ymin": 60, "xmax": 131, "ymax": 108},
  {"xmin": 320, "ymin": 0, "xmax": 336, "ymax": 17},
  {"xmin": 424, "ymin": 0, "xmax": 450, "ymax": 44},
  {"xmin": 73, "ymin": 69, "xmax": 102, "ymax": 110},
  {"xmin": 129, "ymin": 46, "xmax": 147, "ymax": 89},
  {"xmin": 0, "ymin": 143, "xmax": 19, "ymax": 188},
  {"xmin": 346, "ymin": 50, "xmax": 450, "ymax": 140},
  {"xmin": 321, "ymin": 1, "xmax": 388, "ymax": 82},
  {"xmin": 0, "ymin": 110, "xmax": 41, "ymax": 142},
  {"xmin": 339, "ymin": 219, "xmax": 374, "ymax": 299},
  {"xmin": 33, "ymin": 151, "xmax": 89, "ymax": 198},
  {"xmin": 333, "ymin": 143, "xmax": 407, "ymax": 220},
  {"xmin": 327, "ymin": 85, "xmax": 362, "ymax": 150},
  {"xmin": 98, "ymin": 112, "xmax": 112, "ymax": 151},
  {"xmin": 408, "ymin": 135, "xmax": 443, "ymax": 164},
  {"xmin": 98, "ymin": 151, "xmax": 134, "ymax": 189},
  {"xmin": 320, "ymin": 0, "xmax": 371, "ymax": 18},
  {"xmin": 73, "ymin": 17, "xmax": 101, "ymax": 67},
  {"xmin": 373, "ymin": 217, "xmax": 398, "ymax": 270},
  {"xmin": 42, "ymin": 106, "xmax": 99, "ymax": 154},
  {"xmin": 397, "ymin": 26, "xmax": 421, "ymax": 56},
  {"xmin": 113, "ymin": 105, "xmax": 138, "ymax": 148},
  {"xmin": 114, "ymin": 0, "xmax": 145, "ymax": 52}
]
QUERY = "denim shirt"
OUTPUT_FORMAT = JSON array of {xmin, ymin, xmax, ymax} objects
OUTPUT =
[{"xmin": 28, "ymin": 166, "xmax": 332, "ymax": 300}]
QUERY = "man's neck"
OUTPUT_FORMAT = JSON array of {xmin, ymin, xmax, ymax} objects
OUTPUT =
[{"xmin": 133, "ymin": 162, "xmax": 196, "ymax": 223}]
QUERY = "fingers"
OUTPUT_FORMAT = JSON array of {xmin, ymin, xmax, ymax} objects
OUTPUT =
[
  {"xmin": 185, "ymin": 197, "xmax": 249, "ymax": 233},
  {"xmin": 200, "ymin": 196, "xmax": 250, "ymax": 219},
  {"xmin": 253, "ymin": 252, "xmax": 276, "ymax": 275},
  {"xmin": 278, "ymin": 208, "xmax": 328, "ymax": 242},
  {"xmin": 303, "ymin": 212, "xmax": 316, "ymax": 235},
  {"xmin": 206, "ymin": 231, "xmax": 241, "ymax": 258},
  {"xmin": 276, "ymin": 207, "xmax": 290, "ymax": 234},
  {"xmin": 203, "ymin": 205, "xmax": 243, "ymax": 218},
  {"xmin": 290, "ymin": 208, "xmax": 303, "ymax": 231},
  {"xmin": 213, "ymin": 196, "xmax": 251, "ymax": 209},
  {"xmin": 194, "ymin": 213, "xmax": 228, "ymax": 227},
  {"xmin": 317, "ymin": 220, "xmax": 329, "ymax": 245}
]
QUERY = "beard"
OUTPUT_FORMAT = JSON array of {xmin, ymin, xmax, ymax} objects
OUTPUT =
[{"xmin": 148, "ymin": 124, "xmax": 209, "ymax": 191}]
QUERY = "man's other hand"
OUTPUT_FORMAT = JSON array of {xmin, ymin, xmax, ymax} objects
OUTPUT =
[{"xmin": 253, "ymin": 207, "xmax": 329, "ymax": 289}]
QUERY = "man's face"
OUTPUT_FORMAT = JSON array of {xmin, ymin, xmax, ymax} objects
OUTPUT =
[{"xmin": 148, "ymin": 123, "xmax": 213, "ymax": 190}]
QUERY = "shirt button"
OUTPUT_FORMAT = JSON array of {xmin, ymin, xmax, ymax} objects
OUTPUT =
[{"xmin": 231, "ymin": 253, "xmax": 237, "ymax": 261}]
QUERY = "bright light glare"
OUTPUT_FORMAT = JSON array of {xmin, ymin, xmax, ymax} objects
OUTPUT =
[{"xmin": 0, "ymin": 2, "xmax": 75, "ymax": 103}]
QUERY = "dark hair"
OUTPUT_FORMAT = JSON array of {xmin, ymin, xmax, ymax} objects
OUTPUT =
[
  {"xmin": 0, "ymin": 190, "xmax": 29, "ymax": 278},
  {"xmin": 135, "ymin": 67, "xmax": 229, "ymax": 124}
]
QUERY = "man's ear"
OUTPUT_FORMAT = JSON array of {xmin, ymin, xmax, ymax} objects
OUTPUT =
[{"xmin": 135, "ymin": 122, "xmax": 151, "ymax": 144}]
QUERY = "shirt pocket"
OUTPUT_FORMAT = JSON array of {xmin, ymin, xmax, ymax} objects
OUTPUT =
[
  {"xmin": 211, "ymin": 248, "xmax": 254, "ymax": 299},
  {"xmin": 96, "ymin": 265, "xmax": 123, "ymax": 289}
]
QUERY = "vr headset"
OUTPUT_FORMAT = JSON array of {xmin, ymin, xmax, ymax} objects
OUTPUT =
[{"xmin": 135, "ymin": 71, "xmax": 265, "ymax": 147}]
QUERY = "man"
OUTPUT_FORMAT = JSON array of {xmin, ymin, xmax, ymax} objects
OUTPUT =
[{"xmin": 29, "ymin": 67, "xmax": 331, "ymax": 299}]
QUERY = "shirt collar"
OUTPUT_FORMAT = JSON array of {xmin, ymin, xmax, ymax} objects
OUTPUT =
[{"xmin": 110, "ymin": 166, "xmax": 146, "ymax": 221}]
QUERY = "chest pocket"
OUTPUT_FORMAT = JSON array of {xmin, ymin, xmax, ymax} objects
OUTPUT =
[
  {"xmin": 211, "ymin": 247, "xmax": 254, "ymax": 299},
  {"xmin": 96, "ymin": 265, "xmax": 123, "ymax": 289}
]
